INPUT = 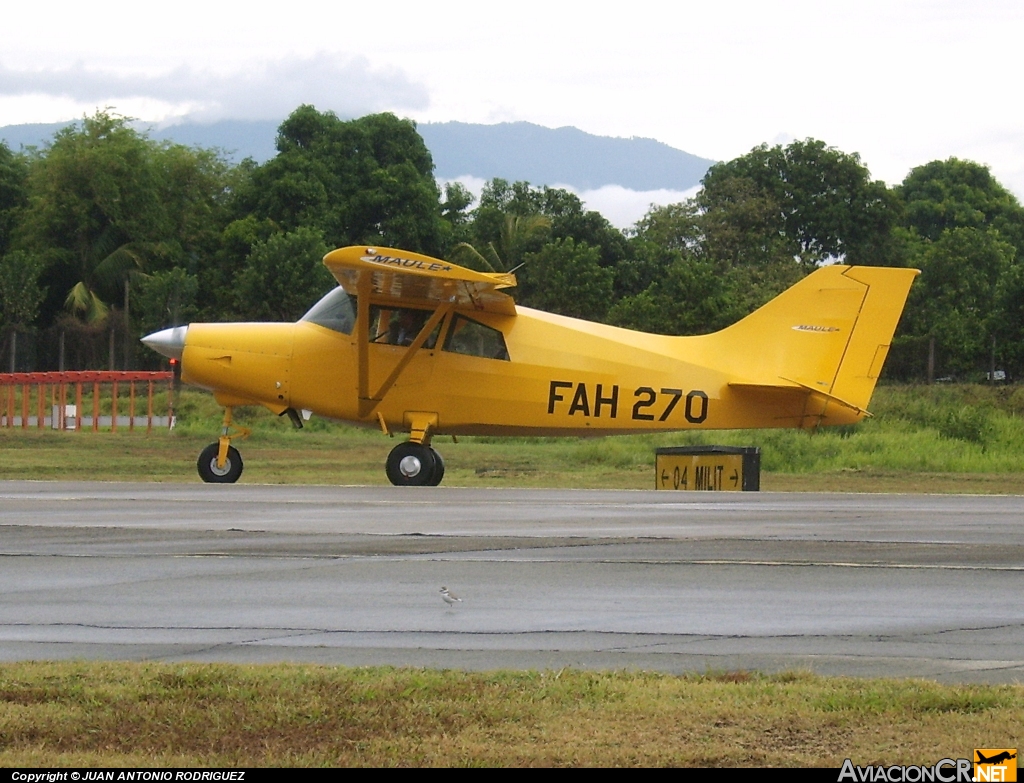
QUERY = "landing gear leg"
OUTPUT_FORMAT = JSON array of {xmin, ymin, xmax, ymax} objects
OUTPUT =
[{"xmin": 197, "ymin": 406, "xmax": 250, "ymax": 484}]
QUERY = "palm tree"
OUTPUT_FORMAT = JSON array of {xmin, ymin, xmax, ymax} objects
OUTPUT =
[
  {"xmin": 64, "ymin": 227, "xmax": 152, "ymax": 369},
  {"xmin": 64, "ymin": 226, "xmax": 146, "ymax": 324},
  {"xmin": 450, "ymin": 213, "xmax": 551, "ymax": 272}
]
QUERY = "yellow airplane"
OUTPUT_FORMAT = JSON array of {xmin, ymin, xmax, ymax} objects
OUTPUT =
[{"xmin": 142, "ymin": 246, "xmax": 918, "ymax": 485}]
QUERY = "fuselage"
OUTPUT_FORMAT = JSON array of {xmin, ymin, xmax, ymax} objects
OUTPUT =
[
  {"xmin": 142, "ymin": 250, "xmax": 918, "ymax": 486},
  {"xmin": 178, "ymin": 288, "xmax": 861, "ymax": 436}
]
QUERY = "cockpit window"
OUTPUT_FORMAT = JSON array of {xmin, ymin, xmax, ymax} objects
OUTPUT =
[
  {"xmin": 369, "ymin": 306, "xmax": 441, "ymax": 348},
  {"xmin": 443, "ymin": 315, "xmax": 510, "ymax": 360},
  {"xmin": 301, "ymin": 287, "xmax": 355, "ymax": 334}
]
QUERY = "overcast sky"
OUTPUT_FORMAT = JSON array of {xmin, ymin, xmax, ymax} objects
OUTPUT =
[{"xmin": 2, "ymin": 0, "xmax": 1022, "ymax": 214}]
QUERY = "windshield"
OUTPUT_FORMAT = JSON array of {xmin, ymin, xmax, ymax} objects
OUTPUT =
[{"xmin": 300, "ymin": 287, "xmax": 356, "ymax": 334}]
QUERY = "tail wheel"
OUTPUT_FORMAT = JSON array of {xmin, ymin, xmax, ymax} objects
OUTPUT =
[
  {"xmin": 198, "ymin": 442, "xmax": 243, "ymax": 483},
  {"xmin": 386, "ymin": 442, "xmax": 439, "ymax": 486}
]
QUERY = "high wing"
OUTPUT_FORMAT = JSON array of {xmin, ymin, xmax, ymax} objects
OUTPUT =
[{"xmin": 323, "ymin": 246, "xmax": 518, "ymax": 316}]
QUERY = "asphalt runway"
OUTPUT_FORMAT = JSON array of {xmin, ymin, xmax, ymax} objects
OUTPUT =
[{"xmin": 1, "ymin": 481, "xmax": 1023, "ymax": 683}]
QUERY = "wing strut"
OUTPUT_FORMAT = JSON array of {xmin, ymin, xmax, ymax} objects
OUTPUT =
[{"xmin": 356, "ymin": 271, "xmax": 372, "ymax": 402}]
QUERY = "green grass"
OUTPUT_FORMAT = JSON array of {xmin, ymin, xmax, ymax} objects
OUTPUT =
[
  {"xmin": 4, "ymin": 383, "xmax": 1024, "ymax": 491},
  {"xmin": 1, "ymin": 663, "xmax": 1020, "ymax": 766}
]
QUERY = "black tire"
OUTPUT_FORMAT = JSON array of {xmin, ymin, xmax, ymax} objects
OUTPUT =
[
  {"xmin": 386, "ymin": 442, "xmax": 437, "ymax": 486},
  {"xmin": 197, "ymin": 442, "xmax": 243, "ymax": 484},
  {"xmin": 428, "ymin": 448, "xmax": 445, "ymax": 486}
]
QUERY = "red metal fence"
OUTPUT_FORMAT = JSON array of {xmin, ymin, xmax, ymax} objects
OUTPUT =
[{"xmin": 0, "ymin": 371, "xmax": 174, "ymax": 432}]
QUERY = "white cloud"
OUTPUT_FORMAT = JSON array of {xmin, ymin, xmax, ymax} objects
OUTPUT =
[
  {"xmin": 0, "ymin": 53, "xmax": 428, "ymax": 123},
  {"xmin": 572, "ymin": 185, "xmax": 701, "ymax": 231},
  {"xmin": 439, "ymin": 177, "xmax": 699, "ymax": 231}
]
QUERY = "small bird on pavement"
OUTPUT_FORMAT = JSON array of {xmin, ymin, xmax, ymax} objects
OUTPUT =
[{"xmin": 440, "ymin": 586, "xmax": 462, "ymax": 608}]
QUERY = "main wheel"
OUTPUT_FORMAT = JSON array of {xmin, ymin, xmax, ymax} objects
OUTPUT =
[
  {"xmin": 386, "ymin": 442, "xmax": 437, "ymax": 486},
  {"xmin": 428, "ymin": 448, "xmax": 445, "ymax": 486},
  {"xmin": 197, "ymin": 442, "xmax": 243, "ymax": 483}
]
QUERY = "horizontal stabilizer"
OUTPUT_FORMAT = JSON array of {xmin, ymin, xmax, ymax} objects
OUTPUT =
[{"xmin": 729, "ymin": 379, "xmax": 872, "ymax": 417}]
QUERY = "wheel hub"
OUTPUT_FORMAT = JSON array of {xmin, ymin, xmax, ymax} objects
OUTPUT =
[
  {"xmin": 398, "ymin": 455, "xmax": 422, "ymax": 477},
  {"xmin": 209, "ymin": 458, "xmax": 232, "ymax": 477}
]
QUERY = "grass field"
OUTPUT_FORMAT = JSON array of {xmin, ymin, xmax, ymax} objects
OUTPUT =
[
  {"xmin": 0, "ymin": 663, "xmax": 1021, "ymax": 767},
  {"xmin": 3, "ymin": 383, "xmax": 1024, "ymax": 491}
]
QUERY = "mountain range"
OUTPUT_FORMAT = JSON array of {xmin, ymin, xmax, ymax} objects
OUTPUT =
[{"xmin": 1, "ymin": 119, "xmax": 715, "ymax": 194}]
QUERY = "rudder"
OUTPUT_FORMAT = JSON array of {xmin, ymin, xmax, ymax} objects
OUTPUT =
[{"xmin": 829, "ymin": 266, "xmax": 919, "ymax": 413}]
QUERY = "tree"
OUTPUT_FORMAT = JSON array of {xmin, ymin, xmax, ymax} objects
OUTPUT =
[
  {"xmin": 470, "ymin": 179, "xmax": 628, "ymax": 268},
  {"xmin": 20, "ymin": 113, "xmax": 164, "ymax": 322},
  {"xmin": 236, "ymin": 107, "xmax": 447, "ymax": 256},
  {"xmin": 899, "ymin": 158, "xmax": 1024, "ymax": 252},
  {"xmin": 233, "ymin": 227, "xmax": 334, "ymax": 322},
  {"xmin": 608, "ymin": 252, "xmax": 742, "ymax": 336},
  {"xmin": 473, "ymin": 179, "xmax": 545, "ymax": 238},
  {"xmin": 614, "ymin": 140, "xmax": 904, "ymax": 330},
  {"xmin": 0, "ymin": 250, "xmax": 46, "ymax": 371},
  {"xmin": 458, "ymin": 179, "xmax": 631, "ymax": 297},
  {"xmin": 539, "ymin": 186, "xmax": 629, "ymax": 270},
  {"xmin": 20, "ymin": 111, "xmax": 232, "ymax": 326},
  {"xmin": 992, "ymin": 261, "xmax": 1024, "ymax": 378},
  {"xmin": 699, "ymin": 139, "xmax": 902, "ymax": 267},
  {"xmin": 462, "ymin": 179, "xmax": 550, "ymax": 268},
  {"xmin": 439, "ymin": 181, "xmax": 475, "ymax": 247},
  {"xmin": 897, "ymin": 227, "xmax": 1015, "ymax": 379},
  {"xmin": 698, "ymin": 176, "xmax": 794, "ymax": 270},
  {"xmin": 0, "ymin": 142, "xmax": 28, "ymax": 257},
  {"xmin": 198, "ymin": 213, "xmax": 278, "ymax": 319},
  {"xmin": 450, "ymin": 212, "xmax": 552, "ymax": 272},
  {"xmin": 616, "ymin": 203, "xmax": 702, "ymax": 302},
  {"xmin": 151, "ymin": 142, "xmax": 233, "ymax": 274},
  {"xmin": 883, "ymin": 158, "xmax": 1024, "ymax": 380},
  {"xmin": 517, "ymin": 239, "xmax": 613, "ymax": 321},
  {"xmin": 629, "ymin": 202, "xmax": 702, "ymax": 255},
  {"xmin": 623, "ymin": 200, "xmax": 802, "ymax": 328},
  {"xmin": 134, "ymin": 267, "xmax": 199, "ymax": 337},
  {"xmin": 0, "ymin": 250, "xmax": 46, "ymax": 330}
]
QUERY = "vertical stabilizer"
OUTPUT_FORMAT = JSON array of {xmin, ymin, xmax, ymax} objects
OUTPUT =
[{"xmin": 704, "ymin": 265, "xmax": 918, "ymax": 421}]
